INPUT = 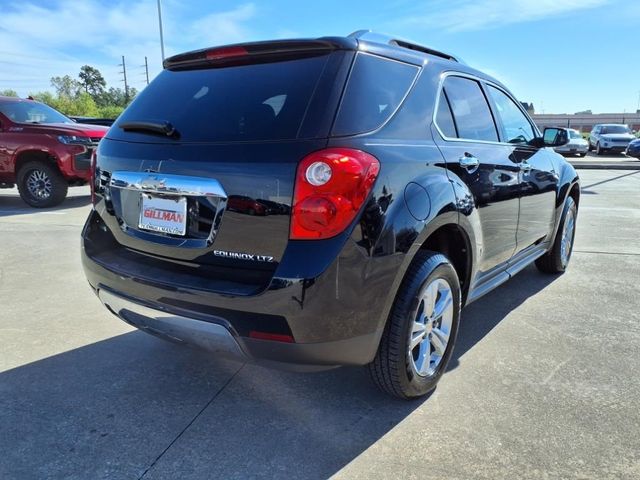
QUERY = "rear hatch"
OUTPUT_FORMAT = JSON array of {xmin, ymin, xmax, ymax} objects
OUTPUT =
[{"xmin": 91, "ymin": 42, "xmax": 353, "ymax": 292}]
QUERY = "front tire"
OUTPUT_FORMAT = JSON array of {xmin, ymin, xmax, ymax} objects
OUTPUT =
[
  {"xmin": 369, "ymin": 252, "xmax": 461, "ymax": 399},
  {"xmin": 17, "ymin": 161, "xmax": 68, "ymax": 208},
  {"xmin": 596, "ymin": 142, "xmax": 604, "ymax": 156},
  {"xmin": 535, "ymin": 196, "xmax": 577, "ymax": 274}
]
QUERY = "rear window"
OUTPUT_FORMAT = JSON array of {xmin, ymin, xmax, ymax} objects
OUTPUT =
[
  {"xmin": 113, "ymin": 55, "xmax": 330, "ymax": 142},
  {"xmin": 332, "ymin": 53, "xmax": 419, "ymax": 136}
]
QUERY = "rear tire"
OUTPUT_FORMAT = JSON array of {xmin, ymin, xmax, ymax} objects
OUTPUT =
[
  {"xmin": 536, "ymin": 196, "xmax": 577, "ymax": 274},
  {"xmin": 17, "ymin": 161, "xmax": 68, "ymax": 208},
  {"xmin": 368, "ymin": 251, "xmax": 461, "ymax": 399}
]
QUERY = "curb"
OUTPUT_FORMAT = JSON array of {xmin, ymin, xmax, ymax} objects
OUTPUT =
[{"xmin": 570, "ymin": 162, "xmax": 640, "ymax": 170}]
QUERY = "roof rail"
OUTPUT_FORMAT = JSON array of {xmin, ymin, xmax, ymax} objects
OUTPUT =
[{"xmin": 348, "ymin": 30, "xmax": 462, "ymax": 63}]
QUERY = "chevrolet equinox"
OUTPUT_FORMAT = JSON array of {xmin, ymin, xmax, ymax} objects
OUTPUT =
[{"xmin": 82, "ymin": 31, "xmax": 579, "ymax": 399}]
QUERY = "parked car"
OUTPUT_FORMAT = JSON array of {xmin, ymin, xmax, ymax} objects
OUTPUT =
[
  {"xmin": 257, "ymin": 198, "xmax": 289, "ymax": 214},
  {"xmin": 553, "ymin": 128, "xmax": 588, "ymax": 157},
  {"xmin": 70, "ymin": 116, "xmax": 116, "ymax": 127},
  {"xmin": 82, "ymin": 32, "xmax": 579, "ymax": 399},
  {"xmin": 0, "ymin": 96, "xmax": 108, "ymax": 207},
  {"xmin": 626, "ymin": 138, "xmax": 640, "ymax": 159},
  {"xmin": 588, "ymin": 124, "xmax": 635, "ymax": 155},
  {"xmin": 227, "ymin": 195, "xmax": 268, "ymax": 215}
]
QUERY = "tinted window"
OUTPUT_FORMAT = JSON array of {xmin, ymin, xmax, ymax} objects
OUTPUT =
[
  {"xmin": 435, "ymin": 91, "xmax": 457, "ymax": 138},
  {"xmin": 486, "ymin": 85, "xmax": 534, "ymax": 144},
  {"xmin": 0, "ymin": 101, "xmax": 71, "ymax": 124},
  {"xmin": 333, "ymin": 53, "xmax": 418, "ymax": 136},
  {"xmin": 114, "ymin": 55, "xmax": 329, "ymax": 142},
  {"xmin": 601, "ymin": 125, "xmax": 630, "ymax": 134},
  {"xmin": 443, "ymin": 76, "xmax": 498, "ymax": 142},
  {"xmin": 569, "ymin": 130, "xmax": 582, "ymax": 139}
]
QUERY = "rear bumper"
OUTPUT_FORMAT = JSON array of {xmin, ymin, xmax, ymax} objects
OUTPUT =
[
  {"xmin": 98, "ymin": 287, "xmax": 379, "ymax": 371},
  {"xmin": 82, "ymin": 211, "xmax": 400, "ymax": 369},
  {"xmin": 555, "ymin": 144, "xmax": 588, "ymax": 154}
]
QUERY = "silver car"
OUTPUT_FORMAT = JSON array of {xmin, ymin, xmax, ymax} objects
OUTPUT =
[
  {"xmin": 588, "ymin": 124, "xmax": 635, "ymax": 155},
  {"xmin": 554, "ymin": 128, "xmax": 588, "ymax": 157}
]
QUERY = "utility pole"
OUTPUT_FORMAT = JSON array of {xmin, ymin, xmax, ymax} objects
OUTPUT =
[
  {"xmin": 157, "ymin": 0, "xmax": 165, "ymax": 62},
  {"xmin": 119, "ymin": 55, "xmax": 129, "ymax": 103},
  {"xmin": 144, "ymin": 56, "xmax": 149, "ymax": 85}
]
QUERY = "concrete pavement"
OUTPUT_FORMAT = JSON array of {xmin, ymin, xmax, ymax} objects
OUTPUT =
[{"xmin": 0, "ymin": 170, "xmax": 639, "ymax": 479}]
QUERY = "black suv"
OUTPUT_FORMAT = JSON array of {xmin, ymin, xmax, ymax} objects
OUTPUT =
[{"xmin": 82, "ymin": 31, "xmax": 579, "ymax": 399}]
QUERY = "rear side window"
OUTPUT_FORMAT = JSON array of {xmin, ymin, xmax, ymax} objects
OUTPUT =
[
  {"xmin": 113, "ymin": 55, "xmax": 329, "ymax": 142},
  {"xmin": 435, "ymin": 91, "xmax": 457, "ymax": 138},
  {"xmin": 486, "ymin": 85, "xmax": 535, "ymax": 144},
  {"xmin": 441, "ymin": 76, "xmax": 498, "ymax": 142},
  {"xmin": 332, "ymin": 53, "xmax": 419, "ymax": 136}
]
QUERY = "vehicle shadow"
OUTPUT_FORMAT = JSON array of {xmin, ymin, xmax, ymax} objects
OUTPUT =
[
  {"xmin": 0, "ymin": 191, "xmax": 91, "ymax": 218},
  {"xmin": 0, "ymin": 266, "xmax": 557, "ymax": 479}
]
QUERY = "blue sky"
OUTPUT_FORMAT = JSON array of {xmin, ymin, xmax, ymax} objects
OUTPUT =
[{"xmin": 0, "ymin": 0, "xmax": 638, "ymax": 113}]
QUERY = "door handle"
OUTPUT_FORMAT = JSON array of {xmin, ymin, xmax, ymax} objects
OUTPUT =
[{"xmin": 459, "ymin": 154, "xmax": 479, "ymax": 170}]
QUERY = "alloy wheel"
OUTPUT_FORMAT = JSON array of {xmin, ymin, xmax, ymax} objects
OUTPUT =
[
  {"xmin": 408, "ymin": 278, "xmax": 454, "ymax": 377},
  {"xmin": 26, "ymin": 169, "xmax": 52, "ymax": 200}
]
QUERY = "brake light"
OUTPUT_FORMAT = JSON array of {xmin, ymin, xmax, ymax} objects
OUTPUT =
[
  {"xmin": 205, "ymin": 46, "xmax": 248, "ymax": 60},
  {"xmin": 90, "ymin": 149, "xmax": 97, "ymax": 205},
  {"xmin": 290, "ymin": 148, "xmax": 380, "ymax": 240}
]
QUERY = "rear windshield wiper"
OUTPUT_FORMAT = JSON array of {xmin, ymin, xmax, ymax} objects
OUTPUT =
[{"xmin": 119, "ymin": 120, "xmax": 179, "ymax": 139}]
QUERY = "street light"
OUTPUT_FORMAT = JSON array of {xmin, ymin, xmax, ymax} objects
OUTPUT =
[{"xmin": 157, "ymin": 0, "xmax": 165, "ymax": 62}]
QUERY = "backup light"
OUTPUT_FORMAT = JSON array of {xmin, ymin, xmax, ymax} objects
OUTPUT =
[{"xmin": 305, "ymin": 161, "xmax": 332, "ymax": 186}]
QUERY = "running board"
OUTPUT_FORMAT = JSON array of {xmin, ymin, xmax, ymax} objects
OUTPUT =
[{"xmin": 466, "ymin": 246, "xmax": 547, "ymax": 305}]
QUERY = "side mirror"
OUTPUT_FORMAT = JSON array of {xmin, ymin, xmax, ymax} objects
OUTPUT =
[{"xmin": 543, "ymin": 127, "xmax": 569, "ymax": 147}]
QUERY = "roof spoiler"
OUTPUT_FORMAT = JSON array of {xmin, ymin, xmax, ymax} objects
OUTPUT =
[{"xmin": 164, "ymin": 39, "xmax": 356, "ymax": 70}]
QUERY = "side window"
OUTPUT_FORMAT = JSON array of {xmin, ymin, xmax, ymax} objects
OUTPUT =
[
  {"xmin": 435, "ymin": 91, "xmax": 457, "ymax": 138},
  {"xmin": 333, "ymin": 53, "xmax": 419, "ymax": 136},
  {"xmin": 486, "ymin": 85, "xmax": 535, "ymax": 144},
  {"xmin": 442, "ymin": 76, "xmax": 498, "ymax": 142}
]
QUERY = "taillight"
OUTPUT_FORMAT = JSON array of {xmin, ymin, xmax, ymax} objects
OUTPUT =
[
  {"xmin": 290, "ymin": 148, "xmax": 380, "ymax": 240},
  {"xmin": 90, "ymin": 149, "xmax": 97, "ymax": 205}
]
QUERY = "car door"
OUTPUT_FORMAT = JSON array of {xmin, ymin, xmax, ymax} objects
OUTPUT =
[
  {"xmin": 484, "ymin": 84, "xmax": 558, "ymax": 254},
  {"xmin": 432, "ymin": 74, "xmax": 520, "ymax": 274}
]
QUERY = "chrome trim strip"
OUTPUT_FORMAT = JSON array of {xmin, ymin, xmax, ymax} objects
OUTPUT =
[
  {"xmin": 110, "ymin": 171, "xmax": 227, "ymax": 198},
  {"xmin": 98, "ymin": 289, "xmax": 248, "ymax": 361},
  {"xmin": 432, "ymin": 70, "xmax": 541, "ymax": 146}
]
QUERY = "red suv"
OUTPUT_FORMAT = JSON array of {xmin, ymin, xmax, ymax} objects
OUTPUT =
[{"xmin": 0, "ymin": 96, "xmax": 108, "ymax": 207}]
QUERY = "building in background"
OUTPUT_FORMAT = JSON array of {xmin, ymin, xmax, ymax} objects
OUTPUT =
[{"xmin": 531, "ymin": 111, "xmax": 640, "ymax": 133}]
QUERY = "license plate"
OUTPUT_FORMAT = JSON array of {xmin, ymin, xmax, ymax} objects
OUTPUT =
[{"xmin": 139, "ymin": 194, "xmax": 187, "ymax": 236}]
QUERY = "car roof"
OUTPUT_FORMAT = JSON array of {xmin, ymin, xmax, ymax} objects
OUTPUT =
[
  {"xmin": 0, "ymin": 96, "xmax": 26, "ymax": 104},
  {"xmin": 165, "ymin": 31, "xmax": 506, "ymax": 91}
]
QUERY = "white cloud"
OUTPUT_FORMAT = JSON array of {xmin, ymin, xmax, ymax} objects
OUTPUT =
[
  {"xmin": 0, "ymin": 1, "xmax": 257, "ymax": 96},
  {"xmin": 400, "ymin": 0, "xmax": 611, "ymax": 32}
]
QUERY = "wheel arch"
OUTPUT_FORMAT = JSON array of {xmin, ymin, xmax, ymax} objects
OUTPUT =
[{"xmin": 14, "ymin": 148, "xmax": 60, "ymax": 176}]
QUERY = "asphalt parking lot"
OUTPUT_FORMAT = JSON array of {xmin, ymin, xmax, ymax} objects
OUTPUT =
[{"xmin": 1, "ymin": 168, "xmax": 639, "ymax": 480}]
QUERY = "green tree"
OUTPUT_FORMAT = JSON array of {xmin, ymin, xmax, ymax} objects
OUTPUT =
[
  {"xmin": 50, "ymin": 75, "xmax": 81, "ymax": 99},
  {"xmin": 98, "ymin": 86, "xmax": 138, "ymax": 108},
  {"xmin": 78, "ymin": 65, "xmax": 106, "ymax": 99},
  {"xmin": 1, "ymin": 89, "xmax": 19, "ymax": 97}
]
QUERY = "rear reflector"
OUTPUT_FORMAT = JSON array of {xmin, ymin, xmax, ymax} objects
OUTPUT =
[
  {"xmin": 249, "ymin": 331, "xmax": 295, "ymax": 343},
  {"xmin": 290, "ymin": 148, "xmax": 380, "ymax": 240}
]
